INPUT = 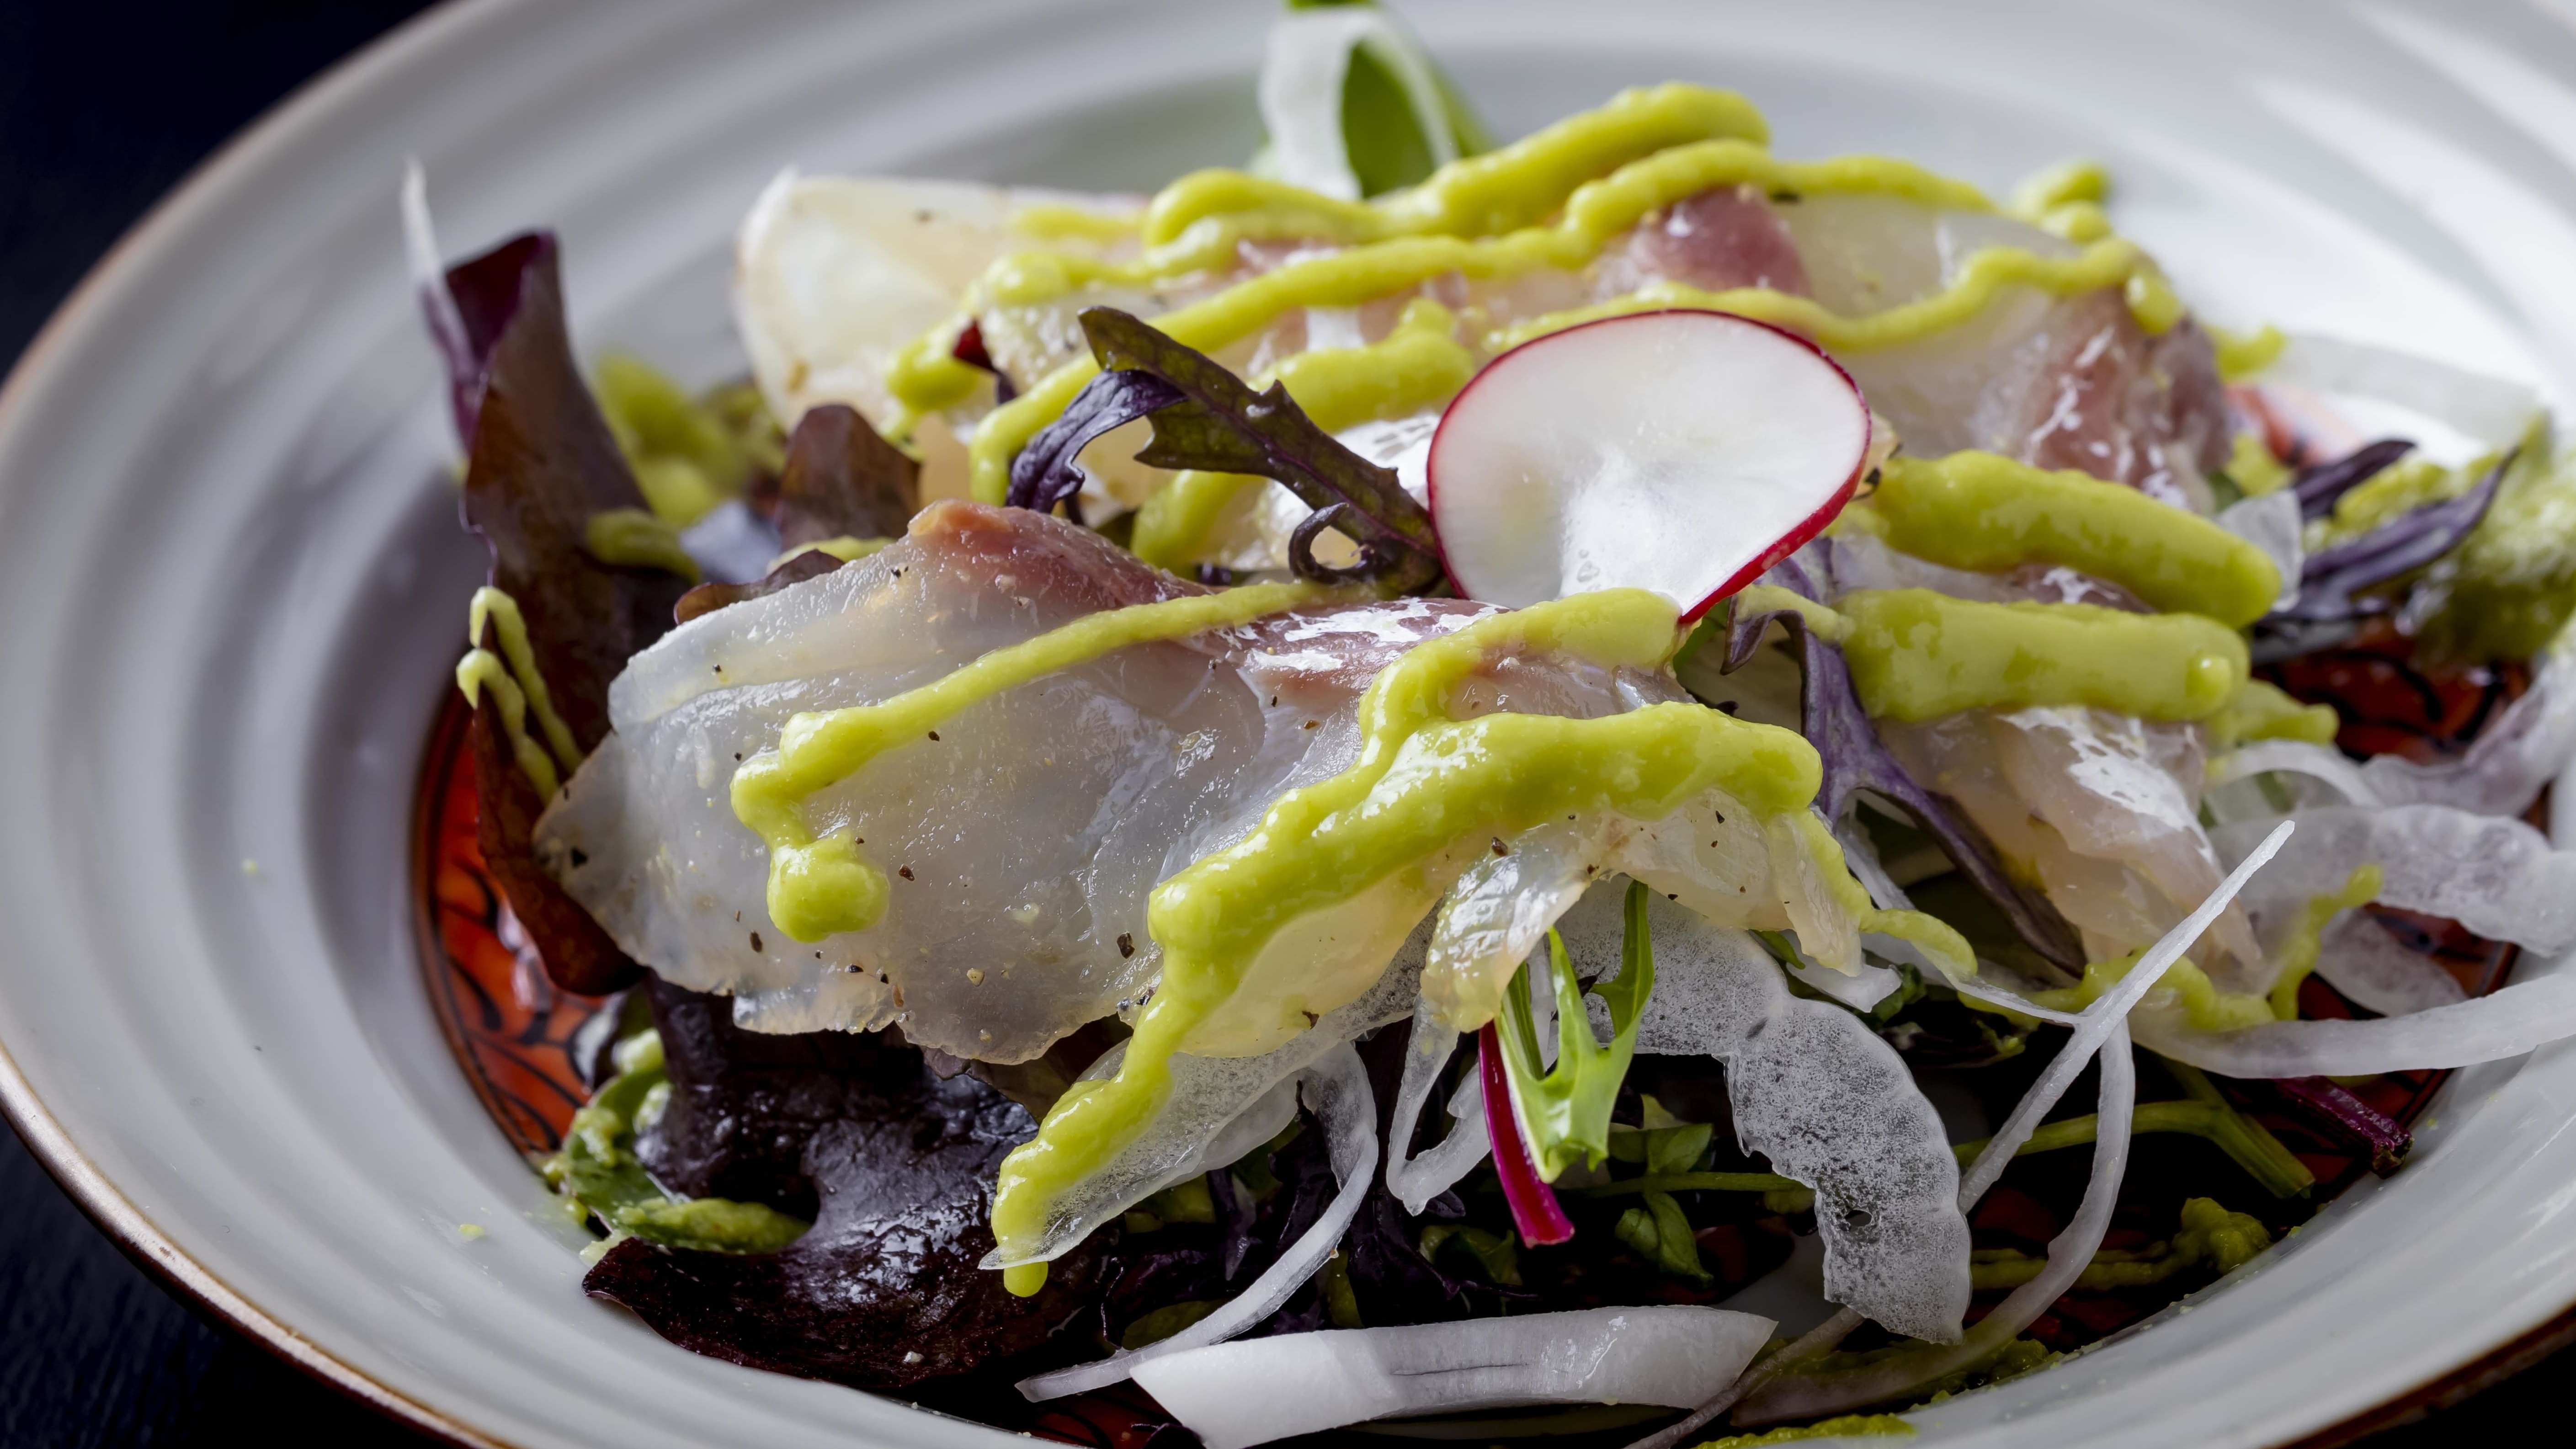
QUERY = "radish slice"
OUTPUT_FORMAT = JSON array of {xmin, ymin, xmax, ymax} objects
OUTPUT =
[
  {"xmin": 1427, "ymin": 310, "xmax": 1871, "ymax": 617},
  {"xmin": 1130, "ymin": 1305, "xmax": 1775, "ymax": 1449}
]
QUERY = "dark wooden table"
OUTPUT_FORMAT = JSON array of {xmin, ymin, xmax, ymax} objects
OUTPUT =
[{"xmin": 0, "ymin": 3, "xmax": 2559, "ymax": 1444}]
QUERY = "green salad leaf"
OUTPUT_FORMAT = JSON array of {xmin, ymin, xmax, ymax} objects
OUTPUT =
[{"xmin": 1492, "ymin": 881, "xmax": 1657, "ymax": 1180}]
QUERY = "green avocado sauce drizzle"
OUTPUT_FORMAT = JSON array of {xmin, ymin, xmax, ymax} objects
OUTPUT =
[
  {"xmin": 883, "ymin": 81, "xmax": 2184, "ymax": 506},
  {"xmin": 1759, "ymin": 586, "xmax": 2248, "ymax": 724},
  {"xmin": 453, "ymin": 587, "xmax": 581, "ymax": 798},
  {"xmin": 1857, "ymin": 452, "xmax": 2281, "ymax": 628},
  {"xmin": 547, "ymin": 1030, "xmax": 810, "ymax": 1258}
]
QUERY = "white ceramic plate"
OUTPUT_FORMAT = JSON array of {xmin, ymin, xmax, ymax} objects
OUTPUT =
[{"xmin": 8, "ymin": 1, "xmax": 2576, "ymax": 1444}]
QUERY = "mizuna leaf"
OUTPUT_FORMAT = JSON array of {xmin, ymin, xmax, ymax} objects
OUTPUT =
[
  {"xmin": 1006, "ymin": 369, "xmax": 1183, "ymax": 519},
  {"xmin": 1014, "ymin": 308, "xmax": 1443, "ymax": 590}
]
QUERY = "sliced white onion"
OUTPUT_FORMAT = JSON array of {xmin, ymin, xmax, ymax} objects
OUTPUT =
[
  {"xmin": 2312, "ymin": 911, "xmax": 2468, "ymax": 1017},
  {"xmin": 986, "ymin": 927, "xmax": 1423, "ymax": 1272},
  {"xmin": 1134, "ymin": 1305, "xmax": 1775, "ymax": 1449},
  {"xmin": 1738, "ymin": 1024, "xmax": 2137, "ymax": 1425},
  {"xmin": 2207, "ymin": 739, "xmax": 2385, "ymax": 811},
  {"xmin": 1256, "ymin": 6, "xmax": 1458, "ymax": 202},
  {"xmin": 1956, "ymin": 822, "xmax": 2291, "ymax": 1209},
  {"xmin": 1557, "ymin": 888, "xmax": 1971, "ymax": 1345},
  {"xmin": 1018, "ymin": 1041, "xmax": 1379, "ymax": 1401},
  {"xmin": 1383, "ymin": 1010, "xmax": 1491, "ymax": 1215},
  {"xmin": 399, "ymin": 161, "xmax": 468, "ymax": 387},
  {"xmin": 2211, "ymin": 657, "xmax": 2576, "ymax": 822},
  {"xmin": 2213, "ymin": 807, "xmax": 2576, "ymax": 954},
  {"xmin": 2137, "ymin": 971, "xmax": 2576, "ymax": 1076},
  {"xmin": 2362, "ymin": 650, "xmax": 2576, "ymax": 817},
  {"xmin": 2266, "ymin": 333, "xmax": 2539, "ymax": 451},
  {"xmin": 2215, "ymin": 490, "xmax": 2304, "ymax": 610}
]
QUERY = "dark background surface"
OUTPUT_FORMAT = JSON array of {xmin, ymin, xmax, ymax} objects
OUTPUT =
[{"xmin": 0, "ymin": 1, "xmax": 2559, "ymax": 1444}]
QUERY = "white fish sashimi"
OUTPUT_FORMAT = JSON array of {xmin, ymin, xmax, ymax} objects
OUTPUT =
[
  {"xmin": 1021, "ymin": 1041, "xmax": 1379, "ymax": 1401},
  {"xmin": 737, "ymin": 157, "xmax": 2224, "ymax": 558},
  {"xmin": 542, "ymin": 501, "xmax": 1767, "ymax": 1066},
  {"xmin": 1777, "ymin": 194, "xmax": 2228, "ymax": 509},
  {"xmin": 1553, "ymin": 885, "xmax": 1971, "ymax": 1345},
  {"xmin": 732, "ymin": 171, "xmax": 1157, "ymax": 502},
  {"xmin": 1884, "ymin": 705, "xmax": 2257, "ymax": 979},
  {"xmin": 1132, "ymin": 1305, "xmax": 1775, "ymax": 1449},
  {"xmin": 997, "ymin": 923, "xmax": 1427, "ymax": 1268},
  {"xmin": 541, "ymin": 501, "xmax": 1506, "ymax": 1060}
]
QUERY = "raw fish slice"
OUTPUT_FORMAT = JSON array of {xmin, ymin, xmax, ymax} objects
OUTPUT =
[
  {"xmin": 1550, "ymin": 884, "xmax": 1970, "ymax": 1345},
  {"xmin": 1886, "ymin": 707, "xmax": 2257, "ymax": 978},
  {"xmin": 1591, "ymin": 183, "xmax": 1812, "ymax": 298},
  {"xmin": 542, "ymin": 502, "xmax": 1664, "ymax": 1062},
  {"xmin": 1421, "ymin": 789, "xmax": 1885, "ymax": 1033},
  {"xmin": 994, "ymin": 922, "xmax": 1426, "ymax": 1268},
  {"xmin": 1771, "ymin": 194, "xmax": 2228, "ymax": 506},
  {"xmin": 733, "ymin": 171, "xmax": 1154, "ymax": 501}
]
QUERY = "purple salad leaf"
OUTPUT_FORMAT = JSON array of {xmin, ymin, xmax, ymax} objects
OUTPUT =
[
  {"xmin": 591, "ymin": 976, "xmax": 1108, "ymax": 1390},
  {"xmin": 675, "ymin": 403, "xmax": 923, "ymax": 623},
  {"xmin": 2253, "ymin": 452, "xmax": 2509, "ymax": 663},
  {"xmin": 2291, "ymin": 438, "xmax": 2413, "ymax": 522},
  {"xmin": 436, "ymin": 231, "xmax": 692, "ymax": 995},
  {"xmin": 772, "ymin": 401, "xmax": 921, "ymax": 548},
  {"xmin": 1726, "ymin": 553, "xmax": 2086, "ymax": 973},
  {"xmin": 1012, "ymin": 308, "xmax": 1444, "ymax": 591},
  {"xmin": 1008, "ymin": 369, "xmax": 1184, "ymax": 520},
  {"xmin": 424, "ymin": 231, "xmax": 549, "ymax": 447}
]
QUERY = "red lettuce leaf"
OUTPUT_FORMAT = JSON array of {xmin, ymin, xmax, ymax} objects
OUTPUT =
[
  {"xmin": 1726, "ymin": 552, "xmax": 2085, "ymax": 973},
  {"xmin": 772, "ymin": 401, "xmax": 922, "ymax": 549},
  {"xmin": 437, "ymin": 231, "xmax": 690, "ymax": 993}
]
